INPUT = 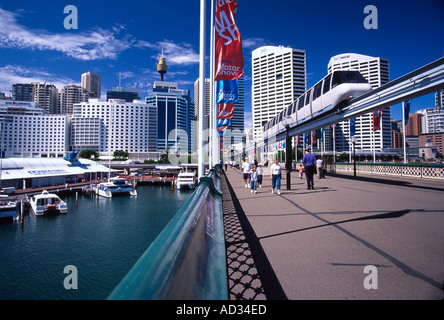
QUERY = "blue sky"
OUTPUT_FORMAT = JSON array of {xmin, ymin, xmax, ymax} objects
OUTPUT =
[{"xmin": 0, "ymin": 0, "xmax": 443, "ymax": 127}]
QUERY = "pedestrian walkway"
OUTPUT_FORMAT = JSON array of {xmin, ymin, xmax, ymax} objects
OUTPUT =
[{"xmin": 221, "ymin": 166, "xmax": 444, "ymax": 300}]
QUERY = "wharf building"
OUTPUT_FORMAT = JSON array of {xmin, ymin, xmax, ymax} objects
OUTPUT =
[
  {"xmin": 328, "ymin": 53, "xmax": 392, "ymax": 153},
  {"xmin": 251, "ymin": 45, "xmax": 307, "ymax": 140},
  {"xmin": 71, "ymin": 99, "xmax": 158, "ymax": 157},
  {"xmin": 0, "ymin": 100, "xmax": 69, "ymax": 158}
]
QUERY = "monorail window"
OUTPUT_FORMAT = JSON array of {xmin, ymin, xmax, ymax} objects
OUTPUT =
[
  {"xmin": 291, "ymin": 102, "xmax": 297, "ymax": 114},
  {"xmin": 323, "ymin": 74, "xmax": 332, "ymax": 94},
  {"xmin": 313, "ymin": 83, "xmax": 322, "ymax": 101},
  {"xmin": 305, "ymin": 90, "xmax": 312, "ymax": 106},
  {"xmin": 332, "ymin": 71, "xmax": 368, "ymax": 88},
  {"xmin": 297, "ymin": 97, "xmax": 304, "ymax": 110}
]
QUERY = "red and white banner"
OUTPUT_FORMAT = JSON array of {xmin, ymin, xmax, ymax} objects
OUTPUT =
[
  {"xmin": 217, "ymin": 103, "xmax": 235, "ymax": 119},
  {"xmin": 214, "ymin": 0, "xmax": 243, "ymax": 81}
]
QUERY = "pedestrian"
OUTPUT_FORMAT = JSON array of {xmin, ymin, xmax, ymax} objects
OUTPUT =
[
  {"xmin": 257, "ymin": 164, "xmax": 263, "ymax": 188},
  {"xmin": 224, "ymin": 161, "xmax": 228, "ymax": 172},
  {"xmin": 242, "ymin": 158, "xmax": 251, "ymax": 188},
  {"xmin": 316, "ymin": 158, "xmax": 324, "ymax": 179},
  {"xmin": 270, "ymin": 159, "xmax": 281, "ymax": 195},
  {"xmin": 298, "ymin": 164, "xmax": 304, "ymax": 179},
  {"xmin": 302, "ymin": 149, "xmax": 316, "ymax": 190},
  {"xmin": 250, "ymin": 166, "xmax": 258, "ymax": 194}
]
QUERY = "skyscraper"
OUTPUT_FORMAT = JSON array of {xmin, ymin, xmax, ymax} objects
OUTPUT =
[
  {"xmin": 328, "ymin": 53, "xmax": 391, "ymax": 152},
  {"xmin": 81, "ymin": 72, "xmax": 101, "ymax": 98},
  {"xmin": 32, "ymin": 83, "xmax": 59, "ymax": 114},
  {"xmin": 146, "ymin": 82, "xmax": 195, "ymax": 153},
  {"xmin": 59, "ymin": 85, "xmax": 89, "ymax": 114},
  {"xmin": 251, "ymin": 46, "xmax": 306, "ymax": 139}
]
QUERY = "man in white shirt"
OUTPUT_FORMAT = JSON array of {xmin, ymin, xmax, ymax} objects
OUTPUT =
[
  {"xmin": 270, "ymin": 159, "xmax": 281, "ymax": 195},
  {"xmin": 242, "ymin": 158, "xmax": 251, "ymax": 188},
  {"xmin": 316, "ymin": 158, "xmax": 324, "ymax": 179}
]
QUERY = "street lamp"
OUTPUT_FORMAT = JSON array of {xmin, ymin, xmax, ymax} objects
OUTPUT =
[
  {"xmin": 351, "ymin": 136, "xmax": 358, "ymax": 177},
  {"xmin": 283, "ymin": 116, "xmax": 294, "ymax": 189}
]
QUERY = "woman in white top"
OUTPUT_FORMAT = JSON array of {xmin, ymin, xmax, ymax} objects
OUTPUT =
[{"xmin": 270, "ymin": 159, "xmax": 281, "ymax": 195}]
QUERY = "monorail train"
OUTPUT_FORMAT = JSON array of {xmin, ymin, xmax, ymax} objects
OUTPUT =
[{"xmin": 263, "ymin": 70, "xmax": 372, "ymax": 139}]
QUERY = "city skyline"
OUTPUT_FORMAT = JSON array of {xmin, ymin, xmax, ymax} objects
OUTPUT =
[{"xmin": 0, "ymin": 0, "xmax": 443, "ymax": 127}]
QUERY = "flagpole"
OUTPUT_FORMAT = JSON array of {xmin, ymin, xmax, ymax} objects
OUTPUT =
[
  {"xmin": 402, "ymin": 101, "xmax": 407, "ymax": 164},
  {"xmin": 198, "ymin": 0, "xmax": 206, "ymax": 179},
  {"xmin": 210, "ymin": 0, "xmax": 218, "ymax": 167}
]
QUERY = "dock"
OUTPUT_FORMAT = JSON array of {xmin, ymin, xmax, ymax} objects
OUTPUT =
[{"xmin": 222, "ymin": 166, "xmax": 444, "ymax": 300}]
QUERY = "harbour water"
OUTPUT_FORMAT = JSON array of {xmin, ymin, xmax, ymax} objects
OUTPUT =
[{"xmin": 0, "ymin": 185, "xmax": 193, "ymax": 300}]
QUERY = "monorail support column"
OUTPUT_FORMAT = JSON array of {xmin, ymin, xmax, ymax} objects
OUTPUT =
[{"xmin": 286, "ymin": 126, "xmax": 291, "ymax": 190}]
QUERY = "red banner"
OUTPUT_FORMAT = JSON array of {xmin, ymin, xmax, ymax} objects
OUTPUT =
[
  {"xmin": 214, "ymin": 0, "xmax": 243, "ymax": 81},
  {"xmin": 217, "ymin": 103, "xmax": 235, "ymax": 119},
  {"xmin": 373, "ymin": 110, "xmax": 383, "ymax": 132}
]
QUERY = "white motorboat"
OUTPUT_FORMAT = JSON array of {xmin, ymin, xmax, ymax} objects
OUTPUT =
[
  {"xmin": 176, "ymin": 172, "xmax": 197, "ymax": 190},
  {"xmin": 93, "ymin": 177, "xmax": 137, "ymax": 198},
  {"xmin": 29, "ymin": 190, "xmax": 68, "ymax": 216},
  {"xmin": 0, "ymin": 195, "xmax": 19, "ymax": 222}
]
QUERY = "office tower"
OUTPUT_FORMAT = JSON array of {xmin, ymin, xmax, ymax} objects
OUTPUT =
[
  {"xmin": 328, "ymin": 53, "xmax": 391, "ymax": 152},
  {"xmin": 405, "ymin": 113, "xmax": 423, "ymax": 136},
  {"xmin": 12, "ymin": 83, "xmax": 34, "ymax": 101},
  {"xmin": 194, "ymin": 78, "xmax": 211, "ymax": 130},
  {"xmin": 81, "ymin": 72, "xmax": 101, "ymax": 98},
  {"xmin": 106, "ymin": 87, "xmax": 141, "ymax": 102},
  {"xmin": 146, "ymin": 81, "xmax": 195, "ymax": 153},
  {"xmin": 32, "ymin": 83, "xmax": 59, "ymax": 114},
  {"xmin": 71, "ymin": 99, "xmax": 157, "ymax": 154},
  {"xmin": 59, "ymin": 85, "xmax": 89, "ymax": 114},
  {"xmin": 251, "ymin": 46, "xmax": 306, "ymax": 139}
]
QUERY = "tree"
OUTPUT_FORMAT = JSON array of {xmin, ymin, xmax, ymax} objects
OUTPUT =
[
  {"xmin": 78, "ymin": 149, "xmax": 99, "ymax": 160},
  {"xmin": 113, "ymin": 150, "xmax": 129, "ymax": 160}
]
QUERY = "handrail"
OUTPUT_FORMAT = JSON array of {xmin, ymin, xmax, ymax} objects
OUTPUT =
[{"xmin": 108, "ymin": 165, "xmax": 227, "ymax": 300}]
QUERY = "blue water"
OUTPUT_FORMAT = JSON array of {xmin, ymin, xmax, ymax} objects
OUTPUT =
[{"xmin": 0, "ymin": 185, "xmax": 193, "ymax": 300}]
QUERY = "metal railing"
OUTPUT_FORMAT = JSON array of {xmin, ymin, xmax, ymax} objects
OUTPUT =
[
  {"xmin": 108, "ymin": 165, "xmax": 227, "ymax": 300},
  {"xmin": 332, "ymin": 162, "xmax": 444, "ymax": 180}
]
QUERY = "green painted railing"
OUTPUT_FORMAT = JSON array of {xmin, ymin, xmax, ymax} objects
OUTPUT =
[{"xmin": 108, "ymin": 165, "xmax": 227, "ymax": 300}]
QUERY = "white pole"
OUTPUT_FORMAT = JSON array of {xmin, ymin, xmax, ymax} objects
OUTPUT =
[
  {"xmin": 210, "ymin": 0, "xmax": 218, "ymax": 167},
  {"xmin": 402, "ymin": 102, "xmax": 407, "ymax": 163},
  {"xmin": 198, "ymin": 0, "xmax": 206, "ymax": 178}
]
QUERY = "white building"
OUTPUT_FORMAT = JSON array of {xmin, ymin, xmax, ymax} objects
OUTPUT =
[
  {"xmin": 328, "ymin": 53, "xmax": 391, "ymax": 152},
  {"xmin": 418, "ymin": 107, "xmax": 444, "ymax": 133},
  {"xmin": 251, "ymin": 46, "xmax": 306, "ymax": 139},
  {"xmin": 71, "ymin": 99, "xmax": 157, "ymax": 155},
  {"xmin": 0, "ymin": 101, "xmax": 69, "ymax": 158}
]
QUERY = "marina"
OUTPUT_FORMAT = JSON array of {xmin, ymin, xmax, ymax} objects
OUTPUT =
[{"xmin": 0, "ymin": 183, "xmax": 194, "ymax": 300}]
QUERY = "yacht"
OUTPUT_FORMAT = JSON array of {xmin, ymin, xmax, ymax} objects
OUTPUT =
[
  {"xmin": 29, "ymin": 190, "xmax": 68, "ymax": 216},
  {"xmin": 93, "ymin": 177, "xmax": 137, "ymax": 198},
  {"xmin": 0, "ymin": 195, "xmax": 19, "ymax": 222},
  {"xmin": 176, "ymin": 172, "xmax": 198, "ymax": 190}
]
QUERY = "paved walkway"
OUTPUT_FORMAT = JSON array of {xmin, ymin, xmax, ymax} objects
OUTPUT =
[{"xmin": 222, "ymin": 167, "xmax": 444, "ymax": 300}]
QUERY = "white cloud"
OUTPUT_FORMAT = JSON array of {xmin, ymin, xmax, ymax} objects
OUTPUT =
[
  {"xmin": 0, "ymin": 65, "xmax": 78, "ymax": 93},
  {"xmin": 136, "ymin": 39, "xmax": 200, "ymax": 66},
  {"xmin": 0, "ymin": 8, "xmax": 133, "ymax": 61}
]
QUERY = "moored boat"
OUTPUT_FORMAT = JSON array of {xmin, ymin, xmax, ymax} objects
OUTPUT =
[
  {"xmin": 0, "ymin": 195, "xmax": 19, "ymax": 222},
  {"xmin": 93, "ymin": 177, "xmax": 137, "ymax": 198},
  {"xmin": 29, "ymin": 190, "xmax": 68, "ymax": 216},
  {"xmin": 176, "ymin": 172, "xmax": 197, "ymax": 190}
]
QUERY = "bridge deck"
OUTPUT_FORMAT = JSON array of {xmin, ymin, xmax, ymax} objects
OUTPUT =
[{"xmin": 222, "ymin": 167, "xmax": 444, "ymax": 300}]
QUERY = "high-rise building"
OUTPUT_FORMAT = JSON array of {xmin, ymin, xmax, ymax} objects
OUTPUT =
[
  {"xmin": 32, "ymin": 83, "xmax": 59, "ymax": 114},
  {"xmin": 12, "ymin": 83, "xmax": 34, "ymax": 102},
  {"xmin": 81, "ymin": 72, "xmax": 101, "ymax": 98},
  {"xmin": 59, "ymin": 85, "xmax": 89, "ymax": 115},
  {"xmin": 194, "ymin": 78, "xmax": 211, "ymax": 130},
  {"xmin": 435, "ymin": 89, "xmax": 444, "ymax": 109},
  {"xmin": 418, "ymin": 107, "xmax": 444, "ymax": 133},
  {"xmin": 405, "ymin": 113, "xmax": 423, "ymax": 137},
  {"xmin": 328, "ymin": 53, "xmax": 391, "ymax": 152},
  {"xmin": 106, "ymin": 87, "xmax": 141, "ymax": 102},
  {"xmin": 146, "ymin": 81, "xmax": 195, "ymax": 153},
  {"xmin": 251, "ymin": 46, "xmax": 306, "ymax": 139},
  {"xmin": 12, "ymin": 82, "xmax": 59, "ymax": 114}
]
